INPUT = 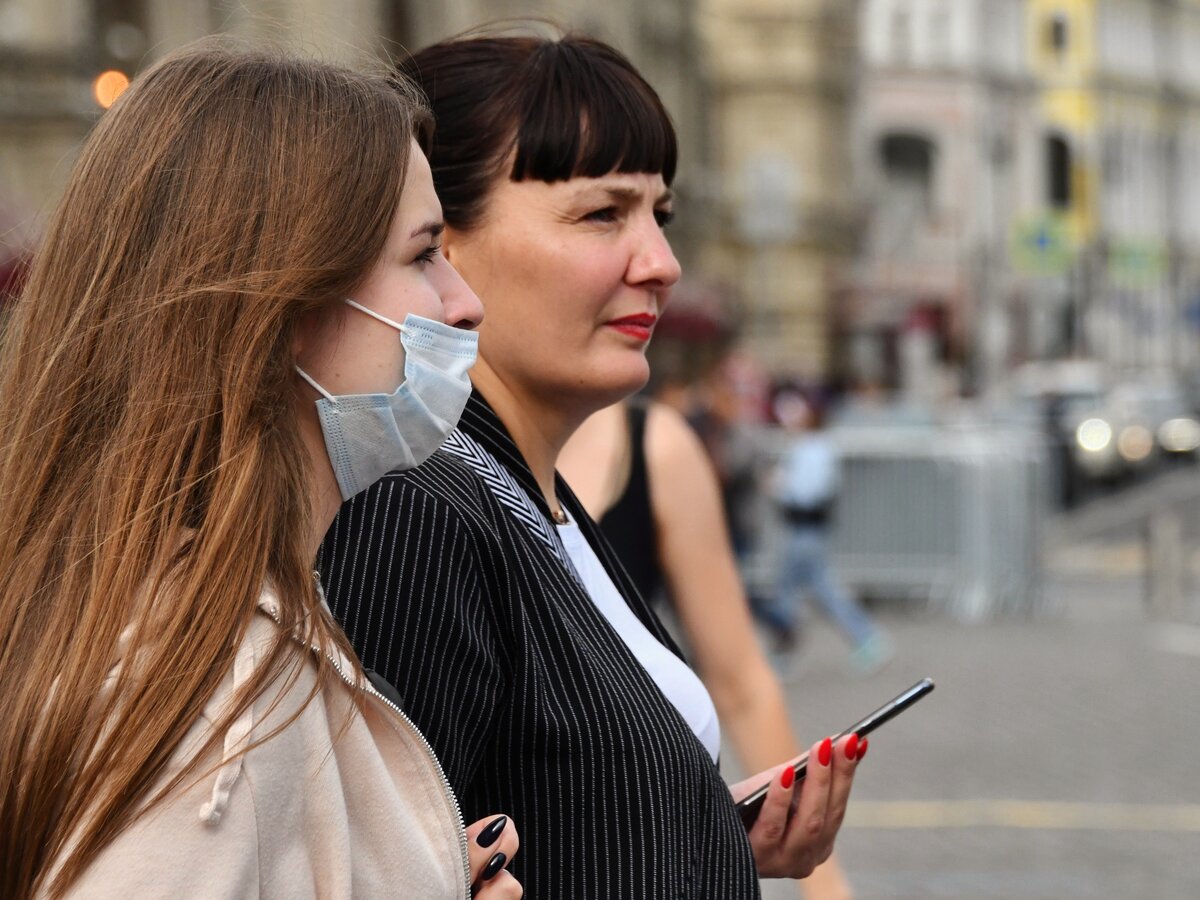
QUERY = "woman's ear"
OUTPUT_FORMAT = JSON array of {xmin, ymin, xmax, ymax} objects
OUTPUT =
[
  {"xmin": 292, "ymin": 310, "xmax": 317, "ymax": 358},
  {"xmin": 293, "ymin": 307, "xmax": 339, "ymax": 368}
]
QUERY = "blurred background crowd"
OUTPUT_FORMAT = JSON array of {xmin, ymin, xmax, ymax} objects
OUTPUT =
[{"xmin": 3, "ymin": 1, "xmax": 1199, "ymax": 897}]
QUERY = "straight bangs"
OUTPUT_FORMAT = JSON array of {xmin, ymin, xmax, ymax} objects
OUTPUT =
[{"xmin": 510, "ymin": 39, "xmax": 677, "ymax": 186}]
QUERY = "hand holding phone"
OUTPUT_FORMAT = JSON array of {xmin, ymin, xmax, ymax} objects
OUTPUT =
[{"xmin": 733, "ymin": 677, "xmax": 935, "ymax": 829}]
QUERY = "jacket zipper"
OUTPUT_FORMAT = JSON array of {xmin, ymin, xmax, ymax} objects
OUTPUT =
[{"xmin": 320, "ymin": 646, "xmax": 472, "ymax": 895}]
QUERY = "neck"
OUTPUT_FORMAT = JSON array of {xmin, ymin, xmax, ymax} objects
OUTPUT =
[
  {"xmin": 469, "ymin": 360, "xmax": 594, "ymax": 512},
  {"xmin": 299, "ymin": 406, "xmax": 345, "ymax": 560}
]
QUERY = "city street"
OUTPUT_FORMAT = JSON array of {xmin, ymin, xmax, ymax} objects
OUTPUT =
[{"xmin": 739, "ymin": 470, "xmax": 1200, "ymax": 900}]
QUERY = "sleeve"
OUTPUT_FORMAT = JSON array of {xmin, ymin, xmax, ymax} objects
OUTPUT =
[{"xmin": 317, "ymin": 472, "xmax": 510, "ymax": 794}]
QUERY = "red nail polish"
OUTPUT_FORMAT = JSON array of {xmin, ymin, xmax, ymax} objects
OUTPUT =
[
  {"xmin": 818, "ymin": 737, "xmax": 833, "ymax": 767},
  {"xmin": 845, "ymin": 733, "xmax": 859, "ymax": 760},
  {"xmin": 780, "ymin": 765, "xmax": 795, "ymax": 790},
  {"xmin": 856, "ymin": 737, "xmax": 868, "ymax": 761}
]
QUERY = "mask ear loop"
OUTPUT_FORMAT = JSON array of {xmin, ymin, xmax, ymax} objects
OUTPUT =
[
  {"xmin": 294, "ymin": 366, "xmax": 338, "ymax": 403},
  {"xmin": 344, "ymin": 298, "xmax": 408, "ymax": 333},
  {"xmin": 295, "ymin": 299, "xmax": 410, "ymax": 403}
]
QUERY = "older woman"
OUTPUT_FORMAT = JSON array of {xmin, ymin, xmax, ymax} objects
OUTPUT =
[{"xmin": 319, "ymin": 31, "xmax": 860, "ymax": 899}]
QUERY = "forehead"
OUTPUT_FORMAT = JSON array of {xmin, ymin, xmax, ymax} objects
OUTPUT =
[{"xmin": 396, "ymin": 144, "xmax": 442, "ymax": 223}]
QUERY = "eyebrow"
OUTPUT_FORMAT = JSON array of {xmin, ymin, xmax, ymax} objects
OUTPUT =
[
  {"xmin": 410, "ymin": 220, "xmax": 446, "ymax": 240},
  {"xmin": 586, "ymin": 186, "xmax": 675, "ymax": 205}
]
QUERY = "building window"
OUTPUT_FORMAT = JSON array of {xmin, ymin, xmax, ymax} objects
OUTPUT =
[
  {"xmin": 1047, "ymin": 12, "xmax": 1069, "ymax": 55},
  {"xmin": 1045, "ymin": 133, "xmax": 1073, "ymax": 208},
  {"xmin": 891, "ymin": 6, "xmax": 911, "ymax": 64},
  {"xmin": 881, "ymin": 134, "xmax": 935, "ymax": 186},
  {"xmin": 878, "ymin": 132, "xmax": 937, "ymax": 235},
  {"xmin": 931, "ymin": 3, "xmax": 952, "ymax": 63},
  {"xmin": 382, "ymin": 0, "xmax": 413, "ymax": 53}
]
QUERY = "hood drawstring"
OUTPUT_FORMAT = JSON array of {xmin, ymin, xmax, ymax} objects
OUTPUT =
[{"xmin": 199, "ymin": 630, "xmax": 258, "ymax": 825}]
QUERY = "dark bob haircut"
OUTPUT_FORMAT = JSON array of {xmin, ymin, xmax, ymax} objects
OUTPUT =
[{"xmin": 398, "ymin": 30, "xmax": 678, "ymax": 232}]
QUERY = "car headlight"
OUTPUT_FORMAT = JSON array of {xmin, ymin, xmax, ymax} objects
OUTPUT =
[
  {"xmin": 1157, "ymin": 417, "xmax": 1200, "ymax": 453},
  {"xmin": 1076, "ymin": 418, "xmax": 1113, "ymax": 452},
  {"xmin": 1117, "ymin": 424, "xmax": 1154, "ymax": 462}
]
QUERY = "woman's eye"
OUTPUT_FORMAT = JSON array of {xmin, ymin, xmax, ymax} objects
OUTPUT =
[
  {"xmin": 584, "ymin": 207, "xmax": 619, "ymax": 224},
  {"xmin": 655, "ymin": 209, "xmax": 676, "ymax": 228},
  {"xmin": 414, "ymin": 244, "xmax": 440, "ymax": 266}
]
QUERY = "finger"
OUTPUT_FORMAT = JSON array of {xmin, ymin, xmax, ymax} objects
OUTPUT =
[
  {"xmin": 747, "ymin": 761, "xmax": 796, "ymax": 852},
  {"xmin": 823, "ymin": 733, "xmax": 861, "ymax": 837},
  {"xmin": 787, "ymin": 736, "xmax": 835, "ymax": 857},
  {"xmin": 473, "ymin": 868, "xmax": 523, "ymax": 899},
  {"xmin": 465, "ymin": 814, "xmax": 519, "ymax": 885}
]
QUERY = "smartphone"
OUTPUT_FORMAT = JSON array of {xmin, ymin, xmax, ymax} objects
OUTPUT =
[{"xmin": 735, "ymin": 677, "xmax": 935, "ymax": 830}]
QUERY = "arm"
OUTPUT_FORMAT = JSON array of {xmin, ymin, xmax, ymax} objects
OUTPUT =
[{"xmin": 644, "ymin": 404, "xmax": 854, "ymax": 899}]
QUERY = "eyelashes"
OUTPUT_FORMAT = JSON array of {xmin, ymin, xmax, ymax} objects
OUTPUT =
[{"xmin": 414, "ymin": 244, "xmax": 441, "ymax": 266}]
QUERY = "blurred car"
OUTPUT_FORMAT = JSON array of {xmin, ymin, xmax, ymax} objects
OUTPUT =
[
  {"xmin": 1066, "ymin": 376, "xmax": 1198, "ymax": 483},
  {"xmin": 1006, "ymin": 360, "xmax": 1109, "ymax": 506}
]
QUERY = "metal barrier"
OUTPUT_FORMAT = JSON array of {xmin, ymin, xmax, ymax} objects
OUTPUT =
[{"xmin": 740, "ymin": 423, "xmax": 1051, "ymax": 621}]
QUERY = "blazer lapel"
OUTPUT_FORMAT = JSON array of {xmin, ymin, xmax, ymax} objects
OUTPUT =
[{"xmin": 458, "ymin": 389, "xmax": 688, "ymax": 663}]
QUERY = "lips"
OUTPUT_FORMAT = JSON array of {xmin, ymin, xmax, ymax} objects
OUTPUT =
[{"xmin": 606, "ymin": 313, "xmax": 658, "ymax": 341}]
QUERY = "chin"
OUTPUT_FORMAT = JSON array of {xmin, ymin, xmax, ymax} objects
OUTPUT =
[{"xmin": 573, "ymin": 356, "xmax": 651, "ymax": 411}]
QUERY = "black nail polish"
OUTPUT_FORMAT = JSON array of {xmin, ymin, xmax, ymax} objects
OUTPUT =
[
  {"xmin": 481, "ymin": 852, "xmax": 507, "ymax": 881},
  {"xmin": 476, "ymin": 815, "xmax": 507, "ymax": 848}
]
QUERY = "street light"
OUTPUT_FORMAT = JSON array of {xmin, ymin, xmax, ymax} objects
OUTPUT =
[{"xmin": 93, "ymin": 70, "xmax": 130, "ymax": 110}]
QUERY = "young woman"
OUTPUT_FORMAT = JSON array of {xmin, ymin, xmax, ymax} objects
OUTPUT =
[
  {"xmin": 319, "ymin": 31, "xmax": 861, "ymax": 898},
  {"xmin": 0, "ymin": 43, "xmax": 519, "ymax": 899}
]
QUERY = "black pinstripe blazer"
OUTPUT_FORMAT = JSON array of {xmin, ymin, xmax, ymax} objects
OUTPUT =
[{"xmin": 318, "ymin": 391, "xmax": 760, "ymax": 899}]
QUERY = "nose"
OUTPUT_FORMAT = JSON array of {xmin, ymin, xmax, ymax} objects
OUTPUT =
[
  {"xmin": 433, "ymin": 255, "xmax": 485, "ymax": 329},
  {"xmin": 628, "ymin": 219, "xmax": 682, "ymax": 293}
]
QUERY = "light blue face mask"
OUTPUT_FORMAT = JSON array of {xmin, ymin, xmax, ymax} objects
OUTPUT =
[{"xmin": 296, "ymin": 299, "xmax": 479, "ymax": 501}]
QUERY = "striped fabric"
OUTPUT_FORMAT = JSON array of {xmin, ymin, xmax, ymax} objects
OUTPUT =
[{"xmin": 318, "ymin": 391, "xmax": 760, "ymax": 899}]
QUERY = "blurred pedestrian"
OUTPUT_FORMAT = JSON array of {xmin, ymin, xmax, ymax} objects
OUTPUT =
[
  {"xmin": 319, "ymin": 29, "xmax": 863, "ymax": 899},
  {"xmin": 561, "ymin": 396, "xmax": 857, "ymax": 900},
  {"xmin": 0, "ymin": 43, "xmax": 520, "ymax": 899},
  {"xmin": 768, "ymin": 385, "xmax": 893, "ymax": 675}
]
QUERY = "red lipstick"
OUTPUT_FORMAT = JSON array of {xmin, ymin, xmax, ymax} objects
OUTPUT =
[{"xmin": 606, "ymin": 313, "xmax": 657, "ymax": 342}]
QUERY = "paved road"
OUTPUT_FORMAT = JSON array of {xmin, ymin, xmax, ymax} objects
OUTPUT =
[{"xmin": 730, "ymin": 471, "xmax": 1200, "ymax": 900}]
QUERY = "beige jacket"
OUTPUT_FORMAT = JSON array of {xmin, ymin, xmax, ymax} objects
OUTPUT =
[{"xmin": 57, "ymin": 585, "xmax": 469, "ymax": 899}]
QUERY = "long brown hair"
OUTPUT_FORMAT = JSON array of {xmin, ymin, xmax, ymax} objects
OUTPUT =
[{"xmin": 0, "ymin": 42, "xmax": 428, "ymax": 897}]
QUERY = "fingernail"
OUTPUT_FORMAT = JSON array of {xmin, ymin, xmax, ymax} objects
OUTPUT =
[
  {"xmin": 845, "ymin": 733, "xmax": 859, "ymax": 760},
  {"xmin": 476, "ymin": 815, "xmax": 507, "ymax": 848},
  {"xmin": 780, "ymin": 765, "xmax": 795, "ymax": 790},
  {"xmin": 481, "ymin": 852, "xmax": 507, "ymax": 881},
  {"xmin": 818, "ymin": 737, "xmax": 833, "ymax": 767},
  {"xmin": 856, "ymin": 737, "xmax": 869, "ymax": 761}
]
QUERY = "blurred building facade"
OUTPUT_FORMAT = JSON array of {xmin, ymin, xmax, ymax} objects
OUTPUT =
[
  {"xmin": 697, "ymin": 0, "xmax": 860, "ymax": 381},
  {"xmin": 0, "ymin": 0, "xmax": 710, "ymax": 270},
  {"xmin": 846, "ymin": 0, "xmax": 1200, "ymax": 400}
]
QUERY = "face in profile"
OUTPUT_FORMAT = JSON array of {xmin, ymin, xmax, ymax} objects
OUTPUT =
[
  {"xmin": 296, "ymin": 139, "xmax": 483, "ymax": 397},
  {"xmin": 445, "ymin": 167, "xmax": 681, "ymax": 411}
]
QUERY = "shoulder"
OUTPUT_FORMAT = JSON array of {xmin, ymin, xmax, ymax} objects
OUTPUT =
[
  {"xmin": 60, "ymin": 619, "xmax": 292, "ymax": 897},
  {"xmin": 329, "ymin": 450, "xmax": 506, "ymax": 549},
  {"xmin": 374, "ymin": 450, "xmax": 496, "ymax": 515},
  {"xmin": 644, "ymin": 402, "xmax": 719, "ymax": 487},
  {"xmin": 644, "ymin": 402, "xmax": 709, "ymax": 468}
]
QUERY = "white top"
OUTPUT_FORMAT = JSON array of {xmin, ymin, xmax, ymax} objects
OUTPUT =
[{"xmin": 557, "ymin": 520, "xmax": 721, "ymax": 762}]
